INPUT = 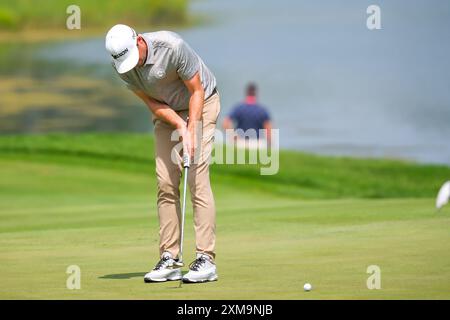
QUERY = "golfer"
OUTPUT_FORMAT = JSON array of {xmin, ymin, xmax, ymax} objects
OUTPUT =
[{"xmin": 105, "ymin": 24, "xmax": 219, "ymax": 283}]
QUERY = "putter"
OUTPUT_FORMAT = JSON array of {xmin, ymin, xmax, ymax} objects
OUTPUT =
[
  {"xmin": 179, "ymin": 152, "xmax": 190, "ymax": 264},
  {"xmin": 173, "ymin": 151, "xmax": 190, "ymax": 285}
]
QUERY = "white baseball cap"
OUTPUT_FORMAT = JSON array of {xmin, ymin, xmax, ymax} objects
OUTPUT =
[{"xmin": 105, "ymin": 24, "xmax": 139, "ymax": 74}]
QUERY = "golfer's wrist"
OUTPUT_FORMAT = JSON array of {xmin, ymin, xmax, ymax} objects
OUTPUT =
[
  {"xmin": 175, "ymin": 119, "xmax": 187, "ymax": 131},
  {"xmin": 187, "ymin": 118, "xmax": 199, "ymax": 131}
]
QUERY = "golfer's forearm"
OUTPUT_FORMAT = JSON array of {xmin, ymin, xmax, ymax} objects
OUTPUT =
[
  {"xmin": 133, "ymin": 90, "xmax": 185, "ymax": 129},
  {"xmin": 187, "ymin": 90, "xmax": 204, "ymax": 129},
  {"xmin": 182, "ymin": 73, "xmax": 204, "ymax": 129},
  {"xmin": 154, "ymin": 107, "xmax": 186, "ymax": 129}
]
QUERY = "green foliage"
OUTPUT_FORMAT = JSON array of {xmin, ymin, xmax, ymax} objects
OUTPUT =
[
  {"xmin": 0, "ymin": 7, "xmax": 19, "ymax": 30},
  {"xmin": 0, "ymin": 0, "xmax": 188, "ymax": 31}
]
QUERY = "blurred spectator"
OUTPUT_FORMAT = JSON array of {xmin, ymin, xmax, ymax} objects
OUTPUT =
[{"xmin": 222, "ymin": 83, "xmax": 272, "ymax": 147}]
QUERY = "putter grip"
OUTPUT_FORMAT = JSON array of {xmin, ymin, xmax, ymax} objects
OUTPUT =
[{"xmin": 183, "ymin": 153, "xmax": 190, "ymax": 168}]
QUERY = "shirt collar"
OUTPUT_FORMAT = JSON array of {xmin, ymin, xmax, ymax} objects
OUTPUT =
[{"xmin": 141, "ymin": 34, "xmax": 156, "ymax": 65}]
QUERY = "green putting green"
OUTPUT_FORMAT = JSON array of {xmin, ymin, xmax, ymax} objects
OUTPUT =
[{"xmin": 0, "ymin": 134, "xmax": 449, "ymax": 299}]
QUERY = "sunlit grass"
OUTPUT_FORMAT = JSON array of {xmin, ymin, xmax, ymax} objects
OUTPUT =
[{"xmin": 0, "ymin": 134, "xmax": 449, "ymax": 299}]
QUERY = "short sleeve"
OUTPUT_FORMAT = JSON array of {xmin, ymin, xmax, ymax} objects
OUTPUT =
[{"xmin": 175, "ymin": 40, "xmax": 200, "ymax": 81}]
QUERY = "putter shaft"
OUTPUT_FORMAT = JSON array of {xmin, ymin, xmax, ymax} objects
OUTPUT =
[{"xmin": 179, "ymin": 160, "xmax": 189, "ymax": 265}]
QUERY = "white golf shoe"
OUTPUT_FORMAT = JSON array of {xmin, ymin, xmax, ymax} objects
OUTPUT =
[
  {"xmin": 182, "ymin": 253, "xmax": 218, "ymax": 283},
  {"xmin": 144, "ymin": 252, "xmax": 182, "ymax": 283}
]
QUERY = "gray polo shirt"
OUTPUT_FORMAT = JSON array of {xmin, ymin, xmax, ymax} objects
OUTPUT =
[{"xmin": 116, "ymin": 31, "xmax": 216, "ymax": 111}]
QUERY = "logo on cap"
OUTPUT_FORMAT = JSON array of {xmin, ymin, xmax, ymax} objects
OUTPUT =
[{"xmin": 112, "ymin": 48, "xmax": 129, "ymax": 60}]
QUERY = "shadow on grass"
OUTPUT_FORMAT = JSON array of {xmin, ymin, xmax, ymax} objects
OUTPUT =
[
  {"xmin": 99, "ymin": 271, "xmax": 188, "ymax": 281},
  {"xmin": 99, "ymin": 271, "xmax": 213, "ymax": 289},
  {"xmin": 99, "ymin": 272, "xmax": 146, "ymax": 280}
]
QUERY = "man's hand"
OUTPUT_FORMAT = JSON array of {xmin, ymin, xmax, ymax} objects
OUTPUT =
[{"xmin": 177, "ymin": 121, "xmax": 193, "ymax": 161}]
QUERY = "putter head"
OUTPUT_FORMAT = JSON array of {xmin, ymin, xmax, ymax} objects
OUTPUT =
[{"xmin": 173, "ymin": 260, "xmax": 184, "ymax": 268}]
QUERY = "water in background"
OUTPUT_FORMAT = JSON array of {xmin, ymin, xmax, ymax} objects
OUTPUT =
[
  {"xmin": 1, "ymin": 0, "xmax": 449, "ymax": 164},
  {"xmin": 181, "ymin": 0, "xmax": 450, "ymax": 164}
]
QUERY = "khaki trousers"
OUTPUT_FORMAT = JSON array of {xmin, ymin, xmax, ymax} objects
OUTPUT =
[{"xmin": 153, "ymin": 92, "xmax": 220, "ymax": 260}]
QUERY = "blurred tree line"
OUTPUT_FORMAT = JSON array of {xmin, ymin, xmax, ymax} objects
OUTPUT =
[{"xmin": 0, "ymin": 0, "xmax": 188, "ymax": 31}]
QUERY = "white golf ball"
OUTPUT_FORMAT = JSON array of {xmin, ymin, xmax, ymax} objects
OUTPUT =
[{"xmin": 304, "ymin": 283, "xmax": 312, "ymax": 291}]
